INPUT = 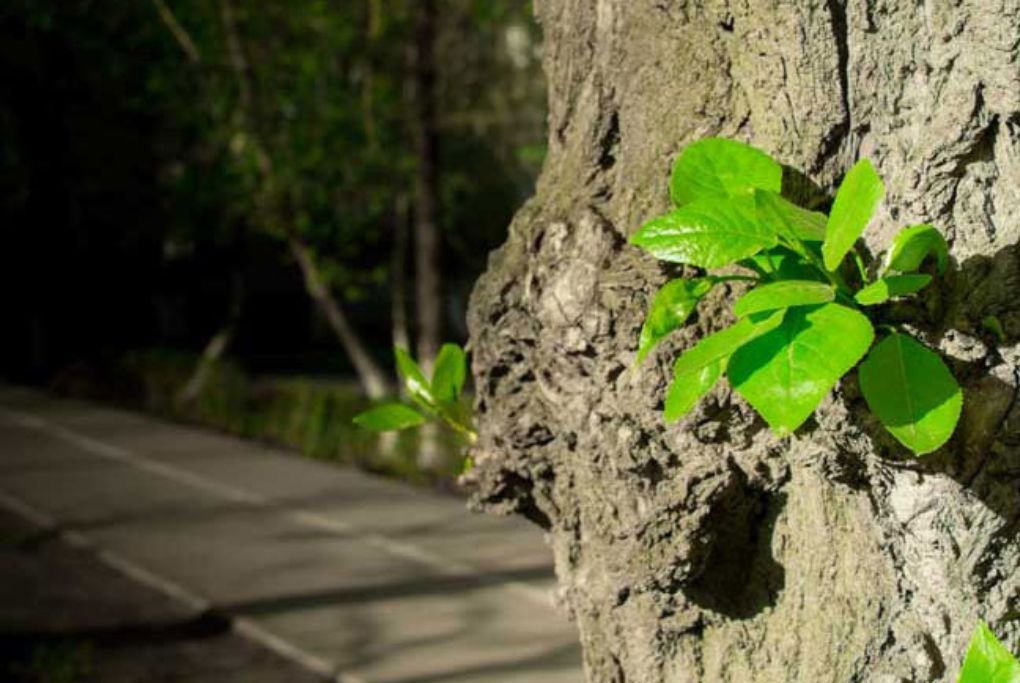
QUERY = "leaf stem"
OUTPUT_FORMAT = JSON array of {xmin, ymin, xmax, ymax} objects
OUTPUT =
[
  {"xmin": 441, "ymin": 414, "xmax": 478, "ymax": 444},
  {"xmin": 853, "ymin": 249, "xmax": 868, "ymax": 283}
]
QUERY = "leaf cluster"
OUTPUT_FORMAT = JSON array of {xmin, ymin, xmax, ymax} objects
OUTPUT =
[
  {"xmin": 353, "ymin": 344, "xmax": 476, "ymax": 444},
  {"xmin": 633, "ymin": 138, "xmax": 961, "ymax": 455}
]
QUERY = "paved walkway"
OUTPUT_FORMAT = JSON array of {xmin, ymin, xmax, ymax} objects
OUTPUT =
[{"xmin": 0, "ymin": 386, "xmax": 582, "ymax": 683}]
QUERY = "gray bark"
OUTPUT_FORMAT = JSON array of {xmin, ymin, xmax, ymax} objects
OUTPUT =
[{"xmin": 466, "ymin": 2, "xmax": 1020, "ymax": 682}]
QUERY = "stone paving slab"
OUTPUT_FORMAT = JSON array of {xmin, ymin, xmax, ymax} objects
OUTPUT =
[
  {"xmin": 0, "ymin": 508, "xmax": 325, "ymax": 683},
  {"xmin": 0, "ymin": 386, "xmax": 583, "ymax": 683}
]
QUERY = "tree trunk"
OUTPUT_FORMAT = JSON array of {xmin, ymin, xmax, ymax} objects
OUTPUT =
[
  {"xmin": 177, "ymin": 270, "xmax": 244, "ymax": 407},
  {"xmin": 216, "ymin": 0, "xmax": 390, "ymax": 401},
  {"xmin": 391, "ymin": 194, "xmax": 411, "ymax": 352},
  {"xmin": 289, "ymin": 236, "xmax": 389, "ymax": 400},
  {"xmin": 409, "ymin": 0, "xmax": 442, "ymax": 375},
  {"xmin": 466, "ymin": 3, "xmax": 1020, "ymax": 682},
  {"xmin": 409, "ymin": 0, "xmax": 445, "ymax": 471}
]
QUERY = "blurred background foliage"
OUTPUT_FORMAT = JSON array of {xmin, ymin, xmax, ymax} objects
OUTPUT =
[{"xmin": 0, "ymin": 0, "xmax": 545, "ymax": 480}]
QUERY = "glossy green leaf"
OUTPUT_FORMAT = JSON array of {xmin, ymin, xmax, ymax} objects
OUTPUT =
[
  {"xmin": 431, "ymin": 343, "xmax": 467, "ymax": 402},
  {"xmin": 395, "ymin": 346, "xmax": 433, "ymax": 408},
  {"xmin": 670, "ymin": 137, "xmax": 782, "ymax": 207},
  {"xmin": 733, "ymin": 280, "xmax": 835, "ymax": 317},
  {"xmin": 665, "ymin": 358, "xmax": 724, "ymax": 423},
  {"xmin": 858, "ymin": 333, "xmax": 962, "ymax": 455},
  {"xmin": 353, "ymin": 403, "xmax": 426, "ymax": 432},
  {"xmin": 884, "ymin": 224, "xmax": 950, "ymax": 274},
  {"xmin": 636, "ymin": 278, "xmax": 715, "ymax": 365},
  {"xmin": 754, "ymin": 189, "xmax": 827, "ymax": 243},
  {"xmin": 672, "ymin": 309, "xmax": 786, "ymax": 378},
  {"xmin": 631, "ymin": 195, "xmax": 778, "ymax": 269},
  {"xmin": 741, "ymin": 247, "xmax": 822, "ymax": 282},
  {"xmin": 822, "ymin": 159, "xmax": 885, "ymax": 271},
  {"xmin": 729, "ymin": 303, "xmax": 874, "ymax": 434},
  {"xmin": 854, "ymin": 274, "xmax": 933, "ymax": 306},
  {"xmin": 957, "ymin": 622, "xmax": 1020, "ymax": 683}
]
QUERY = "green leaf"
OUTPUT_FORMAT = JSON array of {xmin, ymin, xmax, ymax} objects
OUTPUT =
[
  {"xmin": 670, "ymin": 138, "xmax": 782, "ymax": 207},
  {"xmin": 854, "ymin": 274, "xmax": 933, "ymax": 306},
  {"xmin": 395, "ymin": 346, "xmax": 434, "ymax": 408},
  {"xmin": 957, "ymin": 622, "xmax": 1020, "ymax": 683},
  {"xmin": 665, "ymin": 358, "xmax": 724, "ymax": 423},
  {"xmin": 733, "ymin": 280, "xmax": 835, "ymax": 317},
  {"xmin": 858, "ymin": 333, "xmax": 962, "ymax": 455},
  {"xmin": 884, "ymin": 224, "xmax": 950, "ymax": 275},
  {"xmin": 741, "ymin": 247, "xmax": 823, "ymax": 282},
  {"xmin": 431, "ymin": 343, "xmax": 467, "ymax": 402},
  {"xmin": 353, "ymin": 403, "xmax": 426, "ymax": 432},
  {"xmin": 822, "ymin": 159, "xmax": 885, "ymax": 271},
  {"xmin": 754, "ymin": 190, "xmax": 827, "ymax": 243},
  {"xmin": 631, "ymin": 195, "xmax": 778, "ymax": 269},
  {"xmin": 672, "ymin": 309, "xmax": 786, "ymax": 378},
  {"xmin": 729, "ymin": 303, "xmax": 874, "ymax": 434},
  {"xmin": 636, "ymin": 278, "xmax": 715, "ymax": 365}
]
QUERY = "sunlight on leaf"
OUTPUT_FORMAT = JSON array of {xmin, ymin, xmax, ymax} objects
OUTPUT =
[
  {"xmin": 631, "ymin": 195, "xmax": 778, "ymax": 269},
  {"xmin": 431, "ymin": 343, "xmax": 467, "ymax": 403},
  {"xmin": 636, "ymin": 278, "xmax": 715, "ymax": 365},
  {"xmin": 670, "ymin": 137, "xmax": 782, "ymax": 207},
  {"xmin": 395, "ymin": 346, "xmax": 434, "ymax": 409},
  {"xmin": 353, "ymin": 403, "xmax": 426, "ymax": 432},
  {"xmin": 822, "ymin": 159, "xmax": 885, "ymax": 271},
  {"xmin": 665, "ymin": 358, "xmax": 724, "ymax": 423},
  {"xmin": 957, "ymin": 622, "xmax": 1020, "ymax": 683},
  {"xmin": 884, "ymin": 224, "xmax": 950, "ymax": 275},
  {"xmin": 733, "ymin": 280, "xmax": 835, "ymax": 317},
  {"xmin": 672, "ymin": 309, "xmax": 786, "ymax": 378},
  {"xmin": 854, "ymin": 274, "xmax": 932, "ymax": 306},
  {"xmin": 858, "ymin": 333, "xmax": 962, "ymax": 455},
  {"xmin": 754, "ymin": 189, "xmax": 827, "ymax": 243},
  {"xmin": 729, "ymin": 303, "xmax": 874, "ymax": 434}
]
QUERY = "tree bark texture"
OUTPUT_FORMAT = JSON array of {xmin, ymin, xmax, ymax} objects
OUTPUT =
[{"xmin": 466, "ymin": 2, "xmax": 1020, "ymax": 682}]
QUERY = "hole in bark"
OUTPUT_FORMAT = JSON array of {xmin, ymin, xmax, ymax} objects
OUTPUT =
[
  {"xmin": 684, "ymin": 480, "xmax": 786, "ymax": 620},
  {"xmin": 634, "ymin": 458, "xmax": 665, "ymax": 488},
  {"xmin": 606, "ymin": 363, "xmax": 626, "ymax": 384},
  {"xmin": 597, "ymin": 111, "xmax": 620, "ymax": 170}
]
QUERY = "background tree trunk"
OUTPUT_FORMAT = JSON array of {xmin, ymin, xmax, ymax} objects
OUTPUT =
[
  {"xmin": 467, "ymin": 2, "xmax": 1020, "ymax": 682},
  {"xmin": 409, "ymin": 0, "xmax": 442, "ymax": 375},
  {"xmin": 288, "ymin": 236, "xmax": 390, "ymax": 400},
  {"xmin": 391, "ymin": 194, "xmax": 411, "ymax": 353},
  {"xmin": 409, "ymin": 0, "xmax": 445, "ymax": 470},
  {"xmin": 217, "ymin": 0, "xmax": 390, "ymax": 400},
  {"xmin": 177, "ymin": 269, "xmax": 243, "ymax": 407}
]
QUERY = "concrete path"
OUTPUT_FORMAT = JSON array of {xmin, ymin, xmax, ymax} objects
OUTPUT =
[
  {"xmin": 0, "ymin": 386, "xmax": 583, "ymax": 683},
  {"xmin": 0, "ymin": 507, "xmax": 324, "ymax": 682}
]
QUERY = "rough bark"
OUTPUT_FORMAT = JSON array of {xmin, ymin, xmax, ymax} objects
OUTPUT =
[{"xmin": 466, "ymin": 2, "xmax": 1020, "ymax": 682}]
